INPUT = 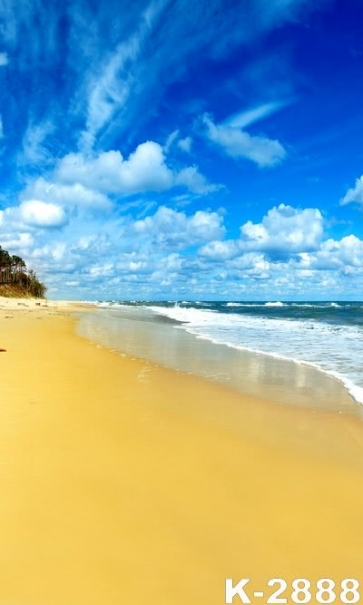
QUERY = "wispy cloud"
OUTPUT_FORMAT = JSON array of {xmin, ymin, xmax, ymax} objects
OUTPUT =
[
  {"xmin": 224, "ymin": 101, "xmax": 290, "ymax": 129},
  {"xmin": 0, "ymin": 0, "xmax": 321, "ymax": 163},
  {"xmin": 341, "ymin": 175, "xmax": 363, "ymax": 206},
  {"xmin": 18, "ymin": 120, "xmax": 55, "ymax": 168},
  {"xmin": 202, "ymin": 114, "xmax": 286, "ymax": 167},
  {"xmin": 0, "ymin": 52, "xmax": 8, "ymax": 66},
  {"xmin": 0, "ymin": 0, "xmax": 66, "ymax": 68},
  {"xmin": 177, "ymin": 137, "xmax": 193, "ymax": 153},
  {"xmin": 79, "ymin": 0, "xmax": 171, "ymax": 149},
  {"xmin": 73, "ymin": 0, "xmax": 319, "ymax": 149}
]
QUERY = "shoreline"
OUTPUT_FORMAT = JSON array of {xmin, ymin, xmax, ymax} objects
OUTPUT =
[
  {"xmin": 77, "ymin": 304, "xmax": 360, "ymax": 415},
  {"xmin": 1, "ymin": 301, "xmax": 363, "ymax": 603}
]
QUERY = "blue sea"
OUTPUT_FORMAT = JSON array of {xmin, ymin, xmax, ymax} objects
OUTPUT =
[{"xmin": 77, "ymin": 300, "xmax": 363, "ymax": 411}]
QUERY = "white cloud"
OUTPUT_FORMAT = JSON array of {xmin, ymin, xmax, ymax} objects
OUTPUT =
[
  {"xmin": 19, "ymin": 200, "xmax": 67, "ymax": 228},
  {"xmin": 57, "ymin": 143, "xmax": 173, "ymax": 194},
  {"xmin": 203, "ymin": 114, "xmax": 286, "ymax": 167},
  {"xmin": 199, "ymin": 239, "xmax": 240, "ymax": 261},
  {"xmin": 56, "ymin": 150, "xmax": 123, "ymax": 193},
  {"xmin": 116, "ymin": 141, "xmax": 174, "ymax": 192},
  {"xmin": 240, "ymin": 204, "xmax": 323, "ymax": 253},
  {"xmin": 230, "ymin": 253, "xmax": 270, "ymax": 275},
  {"xmin": 81, "ymin": 40, "xmax": 138, "ymax": 149},
  {"xmin": 164, "ymin": 129, "xmax": 179, "ymax": 153},
  {"xmin": 71, "ymin": 0, "xmax": 318, "ymax": 151},
  {"xmin": 195, "ymin": 202, "xmax": 363, "ymax": 298},
  {"xmin": 22, "ymin": 178, "xmax": 112, "ymax": 211},
  {"xmin": 201, "ymin": 204, "xmax": 324, "ymax": 259},
  {"xmin": 341, "ymin": 175, "xmax": 363, "ymax": 205},
  {"xmin": 0, "ymin": 231, "xmax": 34, "ymax": 252},
  {"xmin": 225, "ymin": 101, "xmax": 289, "ymax": 129},
  {"xmin": 175, "ymin": 166, "xmax": 218, "ymax": 194},
  {"xmin": 19, "ymin": 120, "xmax": 54, "ymax": 166},
  {"xmin": 299, "ymin": 235, "xmax": 363, "ymax": 272},
  {"xmin": 133, "ymin": 206, "xmax": 225, "ymax": 249},
  {"xmin": 80, "ymin": 0, "xmax": 169, "ymax": 148},
  {"xmin": 2, "ymin": 190, "xmax": 363, "ymax": 300},
  {"xmin": 0, "ymin": 52, "xmax": 9, "ymax": 66},
  {"xmin": 56, "ymin": 141, "xmax": 215, "ymax": 195},
  {"xmin": 0, "ymin": 115, "xmax": 3, "ymax": 139},
  {"xmin": 177, "ymin": 137, "xmax": 192, "ymax": 153},
  {"xmin": 53, "ymin": 183, "xmax": 112, "ymax": 211}
]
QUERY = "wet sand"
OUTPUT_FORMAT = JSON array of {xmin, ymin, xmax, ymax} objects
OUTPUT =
[
  {"xmin": 77, "ymin": 305, "xmax": 359, "ymax": 413},
  {"xmin": 1, "ymin": 300, "xmax": 363, "ymax": 604}
]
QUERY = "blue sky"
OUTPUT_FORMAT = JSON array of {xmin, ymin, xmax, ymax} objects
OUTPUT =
[{"xmin": 1, "ymin": 0, "xmax": 363, "ymax": 300}]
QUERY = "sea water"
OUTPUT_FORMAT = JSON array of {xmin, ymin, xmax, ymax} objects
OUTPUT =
[{"xmin": 76, "ymin": 301, "xmax": 363, "ymax": 414}]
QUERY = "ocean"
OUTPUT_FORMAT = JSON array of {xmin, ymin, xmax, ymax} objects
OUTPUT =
[{"xmin": 77, "ymin": 300, "xmax": 363, "ymax": 413}]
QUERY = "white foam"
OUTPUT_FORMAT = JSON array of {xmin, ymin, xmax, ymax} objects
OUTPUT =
[{"xmin": 147, "ymin": 304, "xmax": 363, "ymax": 406}]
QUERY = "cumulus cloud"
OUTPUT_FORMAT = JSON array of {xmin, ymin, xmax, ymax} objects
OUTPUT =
[
  {"xmin": 18, "ymin": 200, "xmax": 67, "ymax": 228},
  {"xmin": 240, "ymin": 204, "xmax": 323, "ymax": 253},
  {"xmin": 23, "ymin": 178, "xmax": 113, "ymax": 211},
  {"xmin": 194, "ymin": 203, "xmax": 363, "ymax": 298},
  {"xmin": 199, "ymin": 239, "xmax": 240, "ymax": 261},
  {"xmin": 197, "ymin": 202, "xmax": 363, "ymax": 299},
  {"xmin": 0, "ymin": 200, "xmax": 229, "ymax": 298},
  {"xmin": 200, "ymin": 204, "xmax": 323, "ymax": 261},
  {"xmin": 203, "ymin": 114, "xmax": 286, "ymax": 167},
  {"xmin": 298, "ymin": 235, "xmax": 363, "ymax": 272},
  {"xmin": 112, "ymin": 141, "xmax": 173, "ymax": 192},
  {"xmin": 0, "ymin": 199, "xmax": 67, "ymax": 230},
  {"xmin": 341, "ymin": 175, "xmax": 363, "ymax": 205},
  {"xmin": 0, "ymin": 231, "xmax": 34, "ymax": 252},
  {"xmin": 2, "ymin": 191, "xmax": 363, "ymax": 300},
  {"xmin": 56, "ymin": 141, "xmax": 215, "ymax": 195},
  {"xmin": 133, "ymin": 206, "xmax": 225, "ymax": 249}
]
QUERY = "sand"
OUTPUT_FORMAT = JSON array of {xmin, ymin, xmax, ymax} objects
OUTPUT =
[{"xmin": 1, "ymin": 298, "xmax": 363, "ymax": 604}]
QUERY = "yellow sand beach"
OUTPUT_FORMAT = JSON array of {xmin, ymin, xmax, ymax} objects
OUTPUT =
[{"xmin": 1, "ymin": 299, "xmax": 363, "ymax": 604}]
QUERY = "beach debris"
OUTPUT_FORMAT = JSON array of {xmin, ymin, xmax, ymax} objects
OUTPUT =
[{"xmin": 0, "ymin": 348, "xmax": 6, "ymax": 352}]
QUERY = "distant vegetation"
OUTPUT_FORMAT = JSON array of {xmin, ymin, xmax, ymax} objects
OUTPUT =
[{"xmin": 0, "ymin": 245, "xmax": 47, "ymax": 298}]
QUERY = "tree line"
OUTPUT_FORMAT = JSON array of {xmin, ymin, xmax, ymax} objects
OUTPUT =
[{"xmin": 0, "ymin": 245, "xmax": 47, "ymax": 298}]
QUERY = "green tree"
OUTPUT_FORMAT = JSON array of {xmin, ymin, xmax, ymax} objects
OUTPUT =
[
  {"xmin": 0, "ymin": 246, "xmax": 12, "ymax": 283},
  {"xmin": 27, "ymin": 269, "xmax": 47, "ymax": 298},
  {"xmin": 0, "ymin": 245, "xmax": 46, "ymax": 297}
]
